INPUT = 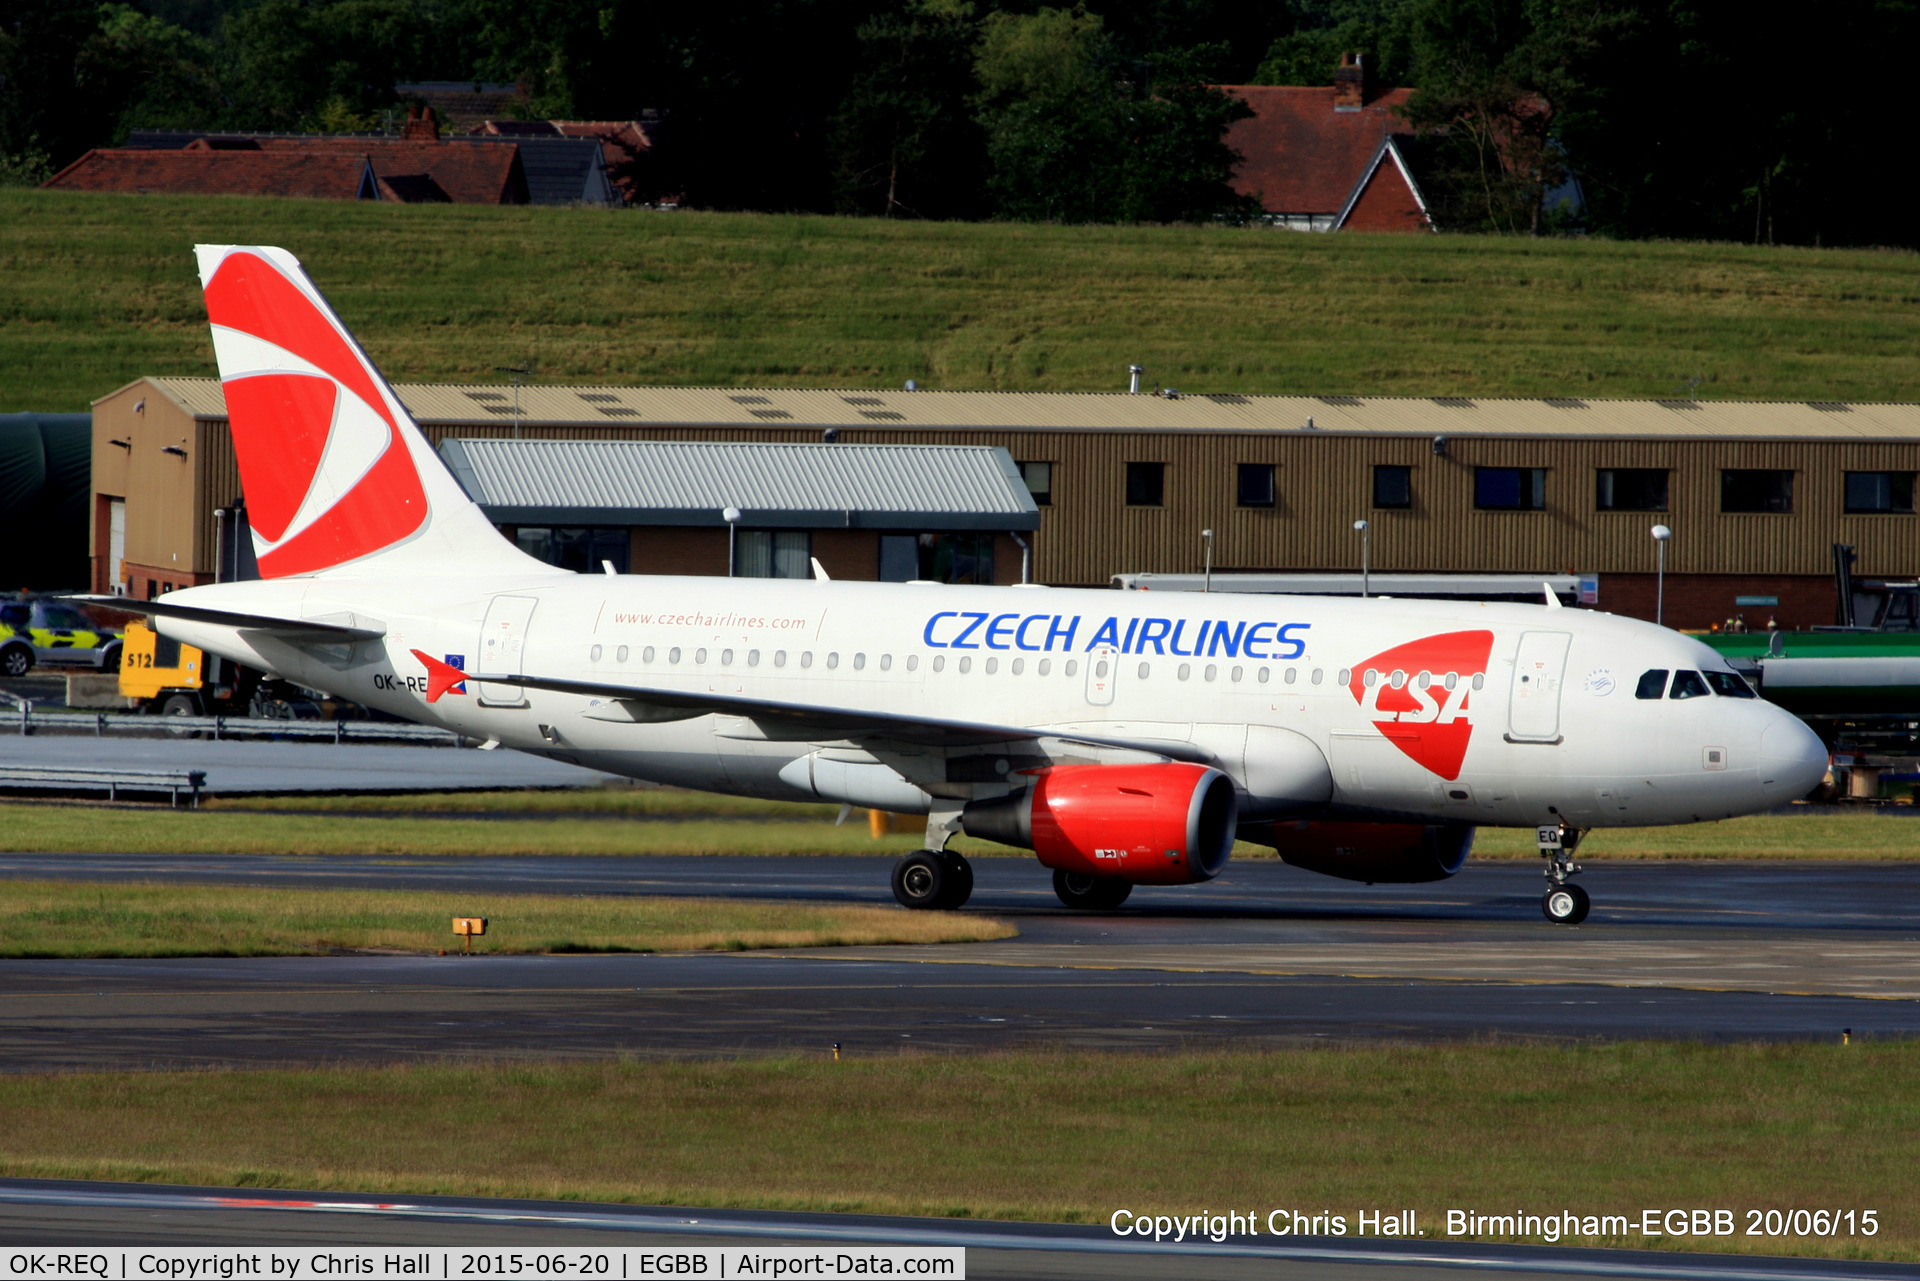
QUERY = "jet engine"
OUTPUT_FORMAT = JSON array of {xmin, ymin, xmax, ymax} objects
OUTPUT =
[
  {"xmin": 1247, "ymin": 820, "xmax": 1475, "ymax": 883},
  {"xmin": 961, "ymin": 762, "xmax": 1238, "ymax": 884}
]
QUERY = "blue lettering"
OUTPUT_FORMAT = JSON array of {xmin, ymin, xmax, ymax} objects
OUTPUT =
[
  {"xmin": 1086, "ymin": 617, "xmax": 1120, "ymax": 651},
  {"xmin": 1276, "ymin": 622, "xmax": 1311, "ymax": 660},
  {"xmin": 1120, "ymin": 618, "xmax": 1141, "ymax": 654},
  {"xmin": 949, "ymin": 611, "xmax": 988, "ymax": 649},
  {"xmin": 922, "ymin": 612, "xmax": 958, "ymax": 647},
  {"xmin": 984, "ymin": 613, "xmax": 1019, "ymax": 650},
  {"xmin": 1244, "ymin": 621, "xmax": 1278, "ymax": 658},
  {"xmin": 1207, "ymin": 621, "xmax": 1246, "ymax": 658},
  {"xmin": 1137, "ymin": 618, "xmax": 1172, "ymax": 655},
  {"xmin": 1168, "ymin": 619, "xmax": 1195, "ymax": 656},
  {"xmin": 1046, "ymin": 615, "xmax": 1081, "ymax": 652}
]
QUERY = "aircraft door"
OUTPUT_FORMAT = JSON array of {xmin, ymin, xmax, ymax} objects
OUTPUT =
[
  {"xmin": 477, "ymin": 595, "xmax": 538, "ymax": 706},
  {"xmin": 1084, "ymin": 644, "xmax": 1118, "ymax": 705},
  {"xmin": 1508, "ymin": 630, "xmax": 1572, "ymax": 742}
]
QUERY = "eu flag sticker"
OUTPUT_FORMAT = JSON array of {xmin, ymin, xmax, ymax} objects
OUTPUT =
[{"xmin": 443, "ymin": 653, "xmax": 467, "ymax": 695}]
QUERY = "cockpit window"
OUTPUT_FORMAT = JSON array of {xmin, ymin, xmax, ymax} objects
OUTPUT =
[
  {"xmin": 1635, "ymin": 669, "xmax": 1669, "ymax": 700},
  {"xmin": 1669, "ymin": 670, "xmax": 1711, "ymax": 700},
  {"xmin": 1705, "ymin": 670, "xmax": 1757, "ymax": 698}
]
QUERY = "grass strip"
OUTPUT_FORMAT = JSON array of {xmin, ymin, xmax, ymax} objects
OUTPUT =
[
  {"xmin": 7, "ymin": 190, "xmax": 1920, "ymax": 411},
  {"xmin": 205, "ymin": 787, "xmax": 838, "ymax": 817},
  {"xmin": 2, "ymin": 802, "xmax": 1917, "ymax": 860},
  {"xmin": 0, "ymin": 881, "xmax": 1012, "ymax": 957},
  {"xmin": 0, "ymin": 1044, "xmax": 1910, "ymax": 1260}
]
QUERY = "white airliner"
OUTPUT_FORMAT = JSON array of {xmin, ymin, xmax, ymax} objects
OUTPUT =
[{"xmin": 100, "ymin": 246, "xmax": 1831, "ymax": 925}]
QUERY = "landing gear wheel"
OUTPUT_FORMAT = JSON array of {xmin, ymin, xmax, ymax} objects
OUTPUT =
[
  {"xmin": 1052, "ymin": 869, "xmax": 1133, "ymax": 910},
  {"xmin": 1542, "ymin": 882, "xmax": 1590, "ymax": 925},
  {"xmin": 940, "ymin": 851, "xmax": 974, "ymax": 909},
  {"xmin": 893, "ymin": 850, "xmax": 955, "ymax": 910}
]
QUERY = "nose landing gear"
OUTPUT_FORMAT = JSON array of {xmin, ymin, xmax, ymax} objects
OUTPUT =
[{"xmin": 1537, "ymin": 823, "xmax": 1590, "ymax": 924}]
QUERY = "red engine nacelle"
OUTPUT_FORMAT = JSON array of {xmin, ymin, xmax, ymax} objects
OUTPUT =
[
  {"xmin": 961, "ymin": 762, "xmax": 1239, "ymax": 884},
  {"xmin": 1247, "ymin": 819, "xmax": 1475, "ymax": 884}
]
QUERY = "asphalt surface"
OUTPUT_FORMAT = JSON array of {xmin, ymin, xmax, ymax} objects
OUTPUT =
[
  {"xmin": 0, "ymin": 737, "xmax": 619, "ymax": 794},
  {"xmin": 2, "ymin": 1180, "xmax": 1912, "ymax": 1281},
  {"xmin": 1, "ymin": 855, "xmax": 1918, "ymax": 1067}
]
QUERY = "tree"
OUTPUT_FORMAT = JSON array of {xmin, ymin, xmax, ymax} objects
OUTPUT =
[{"xmin": 830, "ymin": 0, "xmax": 986, "ymax": 218}]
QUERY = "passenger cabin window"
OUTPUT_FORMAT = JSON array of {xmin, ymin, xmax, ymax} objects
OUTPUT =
[
  {"xmin": 1705, "ymin": 671, "xmax": 1757, "ymax": 698},
  {"xmin": 1373, "ymin": 465, "xmax": 1412, "ymax": 510},
  {"xmin": 1125, "ymin": 462, "xmax": 1166, "ymax": 507},
  {"xmin": 1669, "ymin": 670, "xmax": 1711, "ymax": 699},
  {"xmin": 1237, "ymin": 463, "xmax": 1275, "ymax": 508},
  {"xmin": 738, "ymin": 530, "xmax": 811, "ymax": 578},
  {"xmin": 1721, "ymin": 469, "xmax": 1794, "ymax": 513},
  {"xmin": 1635, "ymin": 669, "xmax": 1669, "ymax": 699},
  {"xmin": 1017, "ymin": 461, "xmax": 1053, "ymax": 506},
  {"xmin": 1595, "ymin": 468, "xmax": 1669, "ymax": 511},
  {"xmin": 1474, "ymin": 467, "xmax": 1547, "ymax": 511},
  {"xmin": 1844, "ymin": 471, "xmax": 1916, "ymax": 514}
]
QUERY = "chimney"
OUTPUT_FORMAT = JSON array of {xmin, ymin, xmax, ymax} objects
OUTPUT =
[
  {"xmin": 1333, "ymin": 51, "xmax": 1365, "ymax": 112},
  {"xmin": 401, "ymin": 104, "xmax": 440, "ymax": 142}
]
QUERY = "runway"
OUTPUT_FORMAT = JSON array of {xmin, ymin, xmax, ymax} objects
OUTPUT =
[
  {"xmin": 2, "ymin": 1179, "xmax": 1913, "ymax": 1281},
  {"xmin": 1, "ymin": 855, "xmax": 1917, "ymax": 1066}
]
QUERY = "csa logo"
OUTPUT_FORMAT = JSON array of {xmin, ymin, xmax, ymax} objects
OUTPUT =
[
  {"xmin": 1347, "ymin": 630, "xmax": 1495, "ymax": 781},
  {"xmin": 442, "ymin": 653, "xmax": 467, "ymax": 695}
]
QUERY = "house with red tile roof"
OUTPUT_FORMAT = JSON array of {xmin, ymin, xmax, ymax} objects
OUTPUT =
[
  {"xmin": 1219, "ymin": 53, "xmax": 1433, "ymax": 233},
  {"xmin": 43, "ymin": 148, "xmax": 380, "ymax": 200},
  {"xmin": 473, "ymin": 118, "xmax": 662, "ymax": 205}
]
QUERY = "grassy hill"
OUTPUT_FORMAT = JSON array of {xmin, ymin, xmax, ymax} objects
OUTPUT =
[{"xmin": 3, "ymin": 188, "xmax": 1918, "ymax": 412}]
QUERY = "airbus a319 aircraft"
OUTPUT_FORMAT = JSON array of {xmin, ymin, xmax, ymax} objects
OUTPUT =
[{"xmin": 98, "ymin": 246, "xmax": 1832, "ymax": 924}]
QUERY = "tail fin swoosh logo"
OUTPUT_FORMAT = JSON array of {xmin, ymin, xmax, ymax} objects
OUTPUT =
[
  {"xmin": 1347, "ymin": 630, "xmax": 1494, "ymax": 780},
  {"xmin": 200, "ymin": 248, "xmax": 428, "ymax": 577}
]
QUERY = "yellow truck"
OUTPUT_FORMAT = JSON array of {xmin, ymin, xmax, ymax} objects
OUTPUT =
[{"xmin": 118, "ymin": 621, "xmax": 324, "ymax": 719}]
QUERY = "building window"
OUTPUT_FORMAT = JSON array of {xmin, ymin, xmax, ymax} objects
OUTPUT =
[
  {"xmin": 1373, "ymin": 465, "xmax": 1411, "ymax": 509},
  {"xmin": 1721, "ymin": 469, "xmax": 1794, "ymax": 514},
  {"xmin": 513, "ymin": 526, "xmax": 630, "ymax": 573},
  {"xmin": 1844, "ymin": 471, "xmax": 1916, "ymax": 514},
  {"xmin": 1018, "ymin": 461, "xmax": 1052, "ymax": 506},
  {"xmin": 879, "ymin": 532, "xmax": 995, "ymax": 584},
  {"xmin": 1595, "ymin": 468, "xmax": 1669, "ymax": 511},
  {"xmin": 1237, "ymin": 463, "xmax": 1275, "ymax": 508},
  {"xmin": 1475, "ymin": 467, "xmax": 1547, "ymax": 511},
  {"xmin": 738, "ymin": 530, "xmax": 811, "ymax": 578},
  {"xmin": 1125, "ymin": 462, "xmax": 1165, "ymax": 507}
]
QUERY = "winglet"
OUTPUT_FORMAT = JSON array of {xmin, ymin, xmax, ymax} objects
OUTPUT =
[
  {"xmin": 1543, "ymin": 582, "xmax": 1563, "ymax": 609},
  {"xmin": 410, "ymin": 649, "xmax": 468, "ymax": 702}
]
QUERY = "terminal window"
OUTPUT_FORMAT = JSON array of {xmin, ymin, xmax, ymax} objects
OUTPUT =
[
  {"xmin": 1721, "ymin": 469, "xmax": 1794, "ymax": 513},
  {"xmin": 1595, "ymin": 468, "xmax": 1669, "ymax": 511},
  {"xmin": 738, "ymin": 530, "xmax": 811, "ymax": 578},
  {"xmin": 512, "ymin": 526, "xmax": 630, "ymax": 573},
  {"xmin": 1237, "ymin": 463, "xmax": 1276, "ymax": 507},
  {"xmin": 880, "ymin": 532, "xmax": 995, "ymax": 584},
  {"xmin": 1017, "ymin": 461, "xmax": 1053, "ymax": 506},
  {"xmin": 1474, "ymin": 467, "xmax": 1547, "ymax": 511},
  {"xmin": 1373, "ymin": 465, "xmax": 1412, "ymax": 509},
  {"xmin": 1126, "ymin": 462, "xmax": 1166, "ymax": 506},
  {"xmin": 1844, "ymin": 471, "xmax": 1915, "ymax": 514}
]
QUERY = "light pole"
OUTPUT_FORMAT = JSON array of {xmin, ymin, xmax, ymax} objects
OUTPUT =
[
  {"xmin": 1651, "ymin": 524, "xmax": 1672, "ymax": 626},
  {"xmin": 724, "ymin": 506, "xmax": 743, "ymax": 577},
  {"xmin": 1201, "ymin": 528, "xmax": 1214, "ymax": 593},
  {"xmin": 1354, "ymin": 520, "xmax": 1370, "ymax": 598},
  {"xmin": 494, "ymin": 364, "xmax": 530, "ymax": 440}
]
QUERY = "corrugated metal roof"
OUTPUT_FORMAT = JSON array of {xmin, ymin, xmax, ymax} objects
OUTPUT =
[
  {"xmin": 135, "ymin": 376, "xmax": 1920, "ymax": 440},
  {"xmin": 438, "ymin": 437, "xmax": 1041, "ymax": 530}
]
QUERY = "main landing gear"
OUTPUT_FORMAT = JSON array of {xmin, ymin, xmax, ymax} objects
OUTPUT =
[
  {"xmin": 1537, "ymin": 822, "xmax": 1590, "ymax": 924},
  {"xmin": 891, "ymin": 850, "xmax": 974, "ymax": 910},
  {"xmin": 1052, "ymin": 870, "xmax": 1132, "ymax": 910}
]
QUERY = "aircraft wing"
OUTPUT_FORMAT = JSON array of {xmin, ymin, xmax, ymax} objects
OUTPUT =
[
  {"xmin": 422, "ymin": 655, "xmax": 1211, "ymax": 762},
  {"xmin": 64, "ymin": 596, "xmax": 387, "ymax": 642}
]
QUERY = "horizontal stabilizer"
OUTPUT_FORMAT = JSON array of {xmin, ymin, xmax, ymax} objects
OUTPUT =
[{"xmin": 63, "ymin": 596, "xmax": 386, "ymax": 641}]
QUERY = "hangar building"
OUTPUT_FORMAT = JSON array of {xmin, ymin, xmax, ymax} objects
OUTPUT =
[{"xmin": 91, "ymin": 376, "xmax": 1920, "ymax": 631}]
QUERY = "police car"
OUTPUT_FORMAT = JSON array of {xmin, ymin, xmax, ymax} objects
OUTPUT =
[{"xmin": 0, "ymin": 598, "xmax": 123, "ymax": 678}]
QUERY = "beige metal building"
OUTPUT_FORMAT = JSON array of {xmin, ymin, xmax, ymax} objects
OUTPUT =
[{"xmin": 92, "ymin": 376, "xmax": 1920, "ymax": 630}]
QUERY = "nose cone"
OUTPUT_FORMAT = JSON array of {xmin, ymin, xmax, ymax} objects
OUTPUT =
[{"xmin": 1758, "ymin": 713, "xmax": 1828, "ymax": 802}]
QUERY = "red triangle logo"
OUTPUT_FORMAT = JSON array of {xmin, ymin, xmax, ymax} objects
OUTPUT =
[{"xmin": 1347, "ymin": 630, "xmax": 1495, "ymax": 780}]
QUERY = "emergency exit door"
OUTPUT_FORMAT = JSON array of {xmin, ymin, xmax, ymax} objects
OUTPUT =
[{"xmin": 477, "ymin": 595, "xmax": 537, "ymax": 706}]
